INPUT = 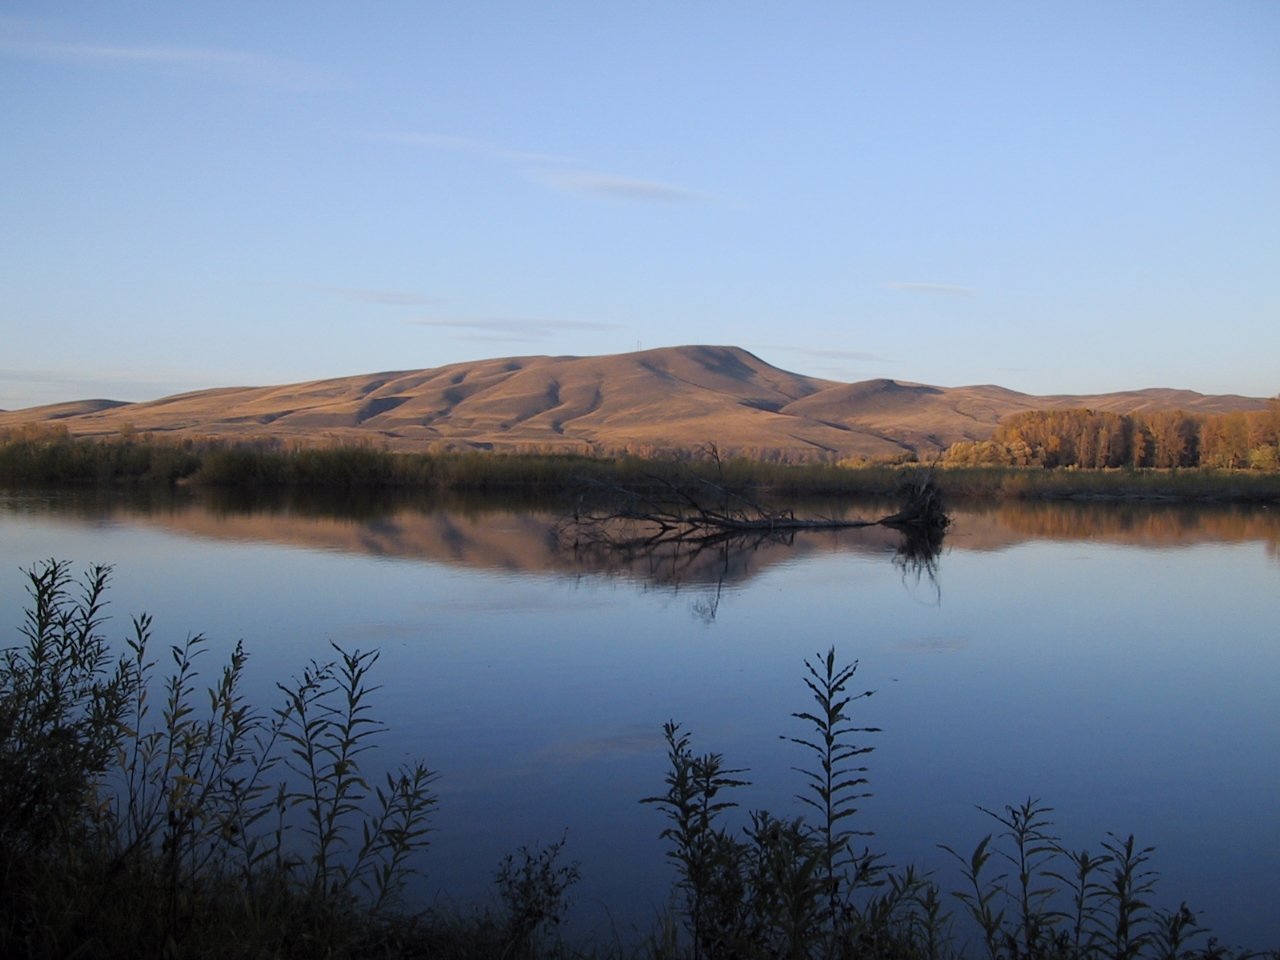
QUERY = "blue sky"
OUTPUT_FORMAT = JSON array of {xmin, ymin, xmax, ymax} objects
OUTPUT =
[{"xmin": 2, "ymin": 2, "xmax": 1277, "ymax": 409}]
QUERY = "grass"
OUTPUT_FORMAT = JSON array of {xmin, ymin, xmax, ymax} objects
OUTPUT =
[
  {"xmin": 0, "ymin": 433, "xmax": 203, "ymax": 484},
  {"xmin": 931, "ymin": 465, "xmax": 1280, "ymax": 503},
  {"xmin": 1, "ymin": 561, "xmax": 1275, "ymax": 959},
  {"xmin": 4, "ymin": 434, "xmax": 1280, "ymax": 503}
]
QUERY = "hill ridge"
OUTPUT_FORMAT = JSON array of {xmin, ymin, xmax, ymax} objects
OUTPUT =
[{"xmin": 1, "ymin": 345, "xmax": 1270, "ymax": 460}]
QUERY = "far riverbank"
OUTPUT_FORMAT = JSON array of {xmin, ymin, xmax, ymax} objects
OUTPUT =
[{"xmin": 2, "ymin": 435, "xmax": 1279, "ymax": 502}]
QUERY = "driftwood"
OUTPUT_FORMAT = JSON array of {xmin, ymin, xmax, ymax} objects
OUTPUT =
[
  {"xmin": 551, "ymin": 457, "xmax": 951, "ymax": 617},
  {"xmin": 555, "ymin": 458, "xmax": 950, "ymax": 553}
]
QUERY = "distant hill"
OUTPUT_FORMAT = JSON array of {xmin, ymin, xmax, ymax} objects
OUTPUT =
[{"xmin": 0, "ymin": 346, "xmax": 1270, "ymax": 460}]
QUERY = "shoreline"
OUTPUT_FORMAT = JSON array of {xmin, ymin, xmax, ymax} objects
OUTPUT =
[{"xmin": 2, "ymin": 437, "xmax": 1279, "ymax": 503}]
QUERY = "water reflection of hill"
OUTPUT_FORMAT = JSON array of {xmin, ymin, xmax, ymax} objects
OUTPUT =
[
  {"xmin": 5, "ymin": 490, "xmax": 1278, "ymax": 587},
  {"xmin": 121, "ymin": 505, "xmax": 912, "ymax": 587}
]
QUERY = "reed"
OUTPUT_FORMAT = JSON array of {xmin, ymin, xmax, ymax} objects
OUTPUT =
[
  {"xmin": 0, "ymin": 433, "xmax": 202, "ymax": 484},
  {"xmin": 647, "ymin": 651, "xmax": 1274, "ymax": 960},
  {"xmin": 932, "ymin": 466, "xmax": 1280, "ymax": 502},
  {"xmin": 3, "ymin": 433, "xmax": 1279, "ymax": 502},
  {"xmin": 0, "ymin": 559, "xmax": 438, "ymax": 959},
  {"xmin": 2, "ymin": 565, "xmax": 1274, "ymax": 958}
]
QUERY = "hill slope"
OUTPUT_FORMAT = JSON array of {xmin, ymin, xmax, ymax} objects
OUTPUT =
[{"xmin": 0, "ymin": 346, "xmax": 1270, "ymax": 460}]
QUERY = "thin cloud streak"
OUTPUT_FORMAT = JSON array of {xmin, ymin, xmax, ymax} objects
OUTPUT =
[
  {"xmin": 1, "ymin": 38, "xmax": 337, "ymax": 91},
  {"xmin": 885, "ymin": 282, "xmax": 978, "ymax": 297},
  {"xmin": 536, "ymin": 169, "xmax": 714, "ymax": 205},
  {"xmin": 378, "ymin": 129, "xmax": 719, "ymax": 205}
]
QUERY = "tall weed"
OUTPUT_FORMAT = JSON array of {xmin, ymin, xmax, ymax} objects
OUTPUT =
[
  {"xmin": 645, "ymin": 651, "xmax": 1264, "ymax": 960},
  {"xmin": 1, "ymin": 563, "xmax": 1273, "ymax": 959},
  {"xmin": 0, "ymin": 560, "xmax": 437, "ymax": 959}
]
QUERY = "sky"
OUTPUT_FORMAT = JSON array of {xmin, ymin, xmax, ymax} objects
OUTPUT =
[{"xmin": 1, "ymin": 1, "xmax": 1278, "ymax": 410}]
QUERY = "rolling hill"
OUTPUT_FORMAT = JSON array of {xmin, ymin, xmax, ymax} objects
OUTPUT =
[{"xmin": 0, "ymin": 346, "xmax": 1270, "ymax": 460}]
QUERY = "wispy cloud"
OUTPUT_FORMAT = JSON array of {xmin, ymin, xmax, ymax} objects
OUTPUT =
[
  {"xmin": 378, "ymin": 129, "xmax": 720, "ymax": 205},
  {"xmin": 1, "ymin": 37, "xmax": 337, "ymax": 91},
  {"xmin": 535, "ymin": 169, "xmax": 715, "ymax": 205},
  {"xmin": 885, "ymin": 282, "xmax": 978, "ymax": 297},
  {"xmin": 258, "ymin": 281, "xmax": 439, "ymax": 306},
  {"xmin": 406, "ymin": 317, "xmax": 621, "ymax": 342}
]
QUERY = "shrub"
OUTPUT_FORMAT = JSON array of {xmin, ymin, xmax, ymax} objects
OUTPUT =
[{"xmin": 0, "ymin": 560, "xmax": 437, "ymax": 960}]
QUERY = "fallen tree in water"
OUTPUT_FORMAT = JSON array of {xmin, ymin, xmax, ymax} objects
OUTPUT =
[{"xmin": 556, "ymin": 449, "xmax": 950, "ymax": 552}]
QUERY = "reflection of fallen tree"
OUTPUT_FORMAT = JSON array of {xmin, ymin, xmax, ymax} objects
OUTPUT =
[
  {"xmin": 557, "ymin": 464, "xmax": 949, "ymax": 549},
  {"xmin": 554, "ymin": 462, "xmax": 950, "ymax": 604},
  {"xmin": 562, "ymin": 523, "xmax": 801, "ymax": 589}
]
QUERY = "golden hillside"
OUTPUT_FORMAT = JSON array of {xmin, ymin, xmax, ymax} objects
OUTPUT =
[{"xmin": 0, "ymin": 346, "xmax": 1270, "ymax": 460}]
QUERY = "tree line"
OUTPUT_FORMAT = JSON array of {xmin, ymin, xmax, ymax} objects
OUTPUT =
[{"xmin": 944, "ymin": 403, "xmax": 1280, "ymax": 470}]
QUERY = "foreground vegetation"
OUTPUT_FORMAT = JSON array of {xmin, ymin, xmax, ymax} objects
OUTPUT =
[
  {"xmin": 3, "ymin": 561, "xmax": 1274, "ymax": 959},
  {"xmin": 2, "ymin": 428, "xmax": 1280, "ymax": 503}
]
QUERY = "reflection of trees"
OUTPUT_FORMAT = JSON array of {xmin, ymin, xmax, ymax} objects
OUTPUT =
[
  {"xmin": 955, "ymin": 501, "xmax": 1280, "ymax": 552},
  {"xmin": 553, "ymin": 468, "xmax": 950, "ymax": 620},
  {"xmin": 559, "ymin": 524, "xmax": 800, "ymax": 589},
  {"xmin": 558, "ymin": 524, "xmax": 946, "ymax": 622},
  {"xmin": 40, "ymin": 485, "xmax": 1280, "ymax": 600},
  {"xmin": 891, "ymin": 520, "xmax": 946, "ymax": 585},
  {"xmin": 555, "ymin": 461, "xmax": 948, "ymax": 561}
]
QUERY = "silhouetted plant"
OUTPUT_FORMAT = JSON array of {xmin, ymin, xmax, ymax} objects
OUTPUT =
[
  {"xmin": 934, "ymin": 809, "xmax": 1246, "ymax": 960},
  {"xmin": 496, "ymin": 835, "xmax": 581, "ymax": 959},
  {"xmin": 276, "ymin": 644, "xmax": 438, "ymax": 913},
  {"xmin": 742, "ymin": 810, "xmax": 826, "ymax": 959},
  {"xmin": 978, "ymin": 798, "xmax": 1062, "ymax": 958},
  {"xmin": 1150, "ymin": 903, "xmax": 1208, "ymax": 960},
  {"xmin": 644, "ymin": 651, "xmax": 944, "ymax": 960},
  {"xmin": 940, "ymin": 833, "xmax": 1007, "ymax": 960},
  {"xmin": 0, "ymin": 560, "xmax": 438, "ymax": 959},
  {"xmin": 786, "ymin": 648, "xmax": 879, "ymax": 922},
  {"xmin": 1048, "ymin": 846, "xmax": 1113, "ymax": 958},
  {"xmin": 643, "ymin": 649, "xmax": 1265, "ymax": 960},
  {"xmin": 0, "ymin": 560, "xmax": 128, "ymax": 859},
  {"xmin": 642, "ymin": 721, "xmax": 752, "ymax": 960},
  {"xmin": 1099, "ymin": 833, "xmax": 1159, "ymax": 960},
  {"xmin": 3, "ymin": 560, "xmax": 1272, "ymax": 959},
  {"xmin": 849, "ymin": 865, "xmax": 951, "ymax": 960}
]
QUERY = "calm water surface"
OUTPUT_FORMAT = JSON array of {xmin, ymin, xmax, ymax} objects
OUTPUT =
[{"xmin": 1, "ymin": 489, "xmax": 1277, "ymax": 946}]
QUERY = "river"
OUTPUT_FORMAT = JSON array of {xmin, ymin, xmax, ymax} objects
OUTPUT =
[{"xmin": 1, "ymin": 487, "xmax": 1277, "ymax": 947}]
